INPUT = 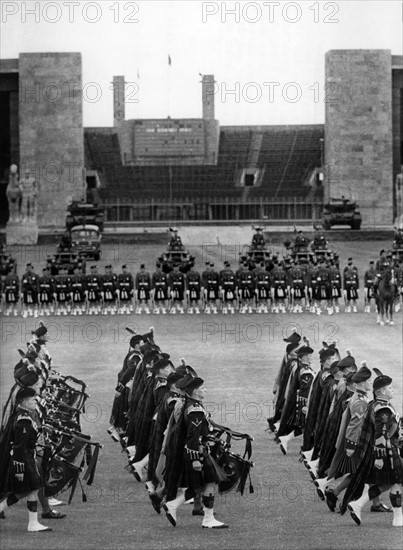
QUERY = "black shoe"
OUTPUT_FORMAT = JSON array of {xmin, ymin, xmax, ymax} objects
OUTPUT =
[
  {"xmin": 325, "ymin": 489, "xmax": 338, "ymax": 512},
  {"xmin": 370, "ymin": 503, "xmax": 392, "ymax": 513},
  {"xmin": 41, "ymin": 510, "xmax": 67, "ymax": 519},
  {"xmin": 149, "ymin": 493, "xmax": 162, "ymax": 515}
]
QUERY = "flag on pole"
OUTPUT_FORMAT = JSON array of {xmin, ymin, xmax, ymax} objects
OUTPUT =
[{"xmin": 168, "ymin": 55, "xmax": 172, "ymax": 66}]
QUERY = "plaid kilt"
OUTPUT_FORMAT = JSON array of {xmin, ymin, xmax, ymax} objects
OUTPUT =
[
  {"xmin": 109, "ymin": 387, "xmax": 130, "ymax": 430},
  {"xmin": 178, "ymin": 449, "xmax": 226, "ymax": 493},
  {"xmin": 345, "ymin": 287, "xmax": 358, "ymax": 300},
  {"xmin": 302, "ymin": 373, "xmax": 323, "ymax": 452},
  {"xmin": 6, "ymin": 451, "xmax": 42, "ymax": 493},
  {"xmin": 132, "ymin": 377, "xmax": 156, "ymax": 461},
  {"xmin": 366, "ymin": 444, "xmax": 403, "ymax": 486},
  {"xmin": 317, "ymin": 389, "xmax": 353, "ymax": 478}
]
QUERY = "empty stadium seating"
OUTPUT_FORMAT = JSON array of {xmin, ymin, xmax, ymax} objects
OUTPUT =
[{"xmin": 85, "ymin": 124, "xmax": 323, "ymax": 203}]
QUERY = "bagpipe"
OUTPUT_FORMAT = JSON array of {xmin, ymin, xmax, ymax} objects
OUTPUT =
[
  {"xmin": 39, "ymin": 372, "xmax": 102, "ymax": 503},
  {"xmin": 208, "ymin": 420, "xmax": 254, "ymax": 496}
]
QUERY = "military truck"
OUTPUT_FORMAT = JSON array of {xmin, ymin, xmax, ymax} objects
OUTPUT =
[{"xmin": 322, "ymin": 198, "xmax": 362, "ymax": 230}]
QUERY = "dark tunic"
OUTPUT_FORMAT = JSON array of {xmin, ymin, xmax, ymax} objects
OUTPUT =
[
  {"xmin": 277, "ymin": 361, "xmax": 314, "ymax": 436},
  {"xmin": 0, "ymin": 407, "xmax": 42, "ymax": 494},
  {"xmin": 109, "ymin": 349, "xmax": 142, "ymax": 429},
  {"xmin": 311, "ymin": 375, "xmax": 339, "ymax": 459},
  {"xmin": 302, "ymin": 368, "xmax": 331, "ymax": 452}
]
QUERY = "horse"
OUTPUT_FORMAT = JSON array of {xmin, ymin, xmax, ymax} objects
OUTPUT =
[{"xmin": 375, "ymin": 267, "xmax": 396, "ymax": 326}]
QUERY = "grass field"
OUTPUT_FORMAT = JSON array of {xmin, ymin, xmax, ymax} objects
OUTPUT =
[{"xmin": 0, "ymin": 240, "xmax": 402, "ymax": 550}]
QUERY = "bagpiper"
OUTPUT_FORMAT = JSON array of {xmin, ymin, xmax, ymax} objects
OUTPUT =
[
  {"xmin": 85, "ymin": 265, "xmax": 102, "ymax": 315},
  {"xmin": 254, "ymin": 261, "xmax": 271, "ymax": 313},
  {"xmin": 38, "ymin": 267, "xmax": 55, "ymax": 316},
  {"xmin": 168, "ymin": 264, "xmax": 185, "ymax": 314},
  {"xmin": 219, "ymin": 261, "xmax": 237, "ymax": 314},
  {"xmin": 2, "ymin": 270, "xmax": 20, "ymax": 316},
  {"xmin": 201, "ymin": 262, "xmax": 220, "ymax": 314},
  {"xmin": 101, "ymin": 264, "xmax": 118, "ymax": 315}
]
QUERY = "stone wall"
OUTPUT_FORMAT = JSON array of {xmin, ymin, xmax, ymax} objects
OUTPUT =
[
  {"xmin": 325, "ymin": 50, "xmax": 393, "ymax": 225},
  {"xmin": 19, "ymin": 52, "xmax": 84, "ymax": 228}
]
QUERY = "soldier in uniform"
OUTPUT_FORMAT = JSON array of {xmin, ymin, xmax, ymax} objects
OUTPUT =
[
  {"xmin": 270, "ymin": 258, "xmax": 288, "ymax": 313},
  {"xmin": 108, "ymin": 334, "xmax": 145, "ymax": 443},
  {"xmin": 21, "ymin": 263, "xmax": 39, "ymax": 318},
  {"xmin": 343, "ymin": 258, "xmax": 359, "ymax": 312},
  {"xmin": 329, "ymin": 259, "xmax": 342, "ymax": 314},
  {"xmin": 251, "ymin": 226, "xmax": 265, "ymax": 248},
  {"xmin": 168, "ymin": 264, "xmax": 185, "ymax": 314},
  {"xmin": 201, "ymin": 262, "xmax": 219, "ymax": 314},
  {"xmin": 346, "ymin": 374, "xmax": 403, "ymax": 527},
  {"xmin": 135, "ymin": 264, "xmax": 152, "ymax": 314},
  {"xmin": 294, "ymin": 230, "xmax": 309, "ymax": 252},
  {"xmin": 117, "ymin": 264, "xmax": 134, "ymax": 315},
  {"xmin": 151, "ymin": 263, "xmax": 168, "ymax": 315},
  {"xmin": 324, "ymin": 365, "xmax": 373, "ymax": 511},
  {"xmin": 54, "ymin": 265, "xmax": 71, "ymax": 316},
  {"xmin": 287, "ymin": 258, "xmax": 307, "ymax": 313},
  {"xmin": 0, "ymin": 387, "xmax": 52, "ymax": 532},
  {"xmin": 168, "ymin": 228, "xmax": 183, "ymax": 250},
  {"xmin": 186, "ymin": 259, "xmax": 201, "ymax": 314},
  {"xmin": 363, "ymin": 260, "xmax": 377, "ymax": 313},
  {"xmin": 219, "ymin": 261, "xmax": 237, "ymax": 314},
  {"xmin": 71, "ymin": 264, "xmax": 86, "ymax": 315},
  {"xmin": 375, "ymin": 249, "xmax": 390, "ymax": 274},
  {"xmin": 163, "ymin": 377, "xmax": 228, "ymax": 529},
  {"xmin": 101, "ymin": 264, "xmax": 118, "ymax": 315},
  {"xmin": 38, "ymin": 267, "xmax": 55, "ymax": 316},
  {"xmin": 85, "ymin": 265, "xmax": 102, "ymax": 315},
  {"xmin": 237, "ymin": 262, "xmax": 255, "ymax": 313},
  {"xmin": 254, "ymin": 261, "xmax": 271, "ymax": 313},
  {"xmin": 312, "ymin": 259, "xmax": 332, "ymax": 315},
  {"xmin": 2, "ymin": 270, "xmax": 20, "ymax": 316}
]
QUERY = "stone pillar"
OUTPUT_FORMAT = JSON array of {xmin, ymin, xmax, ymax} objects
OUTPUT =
[
  {"xmin": 325, "ymin": 50, "xmax": 393, "ymax": 225},
  {"xmin": 18, "ymin": 52, "xmax": 84, "ymax": 234},
  {"xmin": 113, "ymin": 75, "xmax": 125, "ymax": 127}
]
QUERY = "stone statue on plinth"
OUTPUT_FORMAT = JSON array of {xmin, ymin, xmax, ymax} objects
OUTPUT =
[
  {"xmin": 6, "ymin": 165, "xmax": 39, "ymax": 245},
  {"xmin": 6, "ymin": 164, "xmax": 22, "ymax": 222},
  {"xmin": 20, "ymin": 168, "xmax": 37, "ymax": 222}
]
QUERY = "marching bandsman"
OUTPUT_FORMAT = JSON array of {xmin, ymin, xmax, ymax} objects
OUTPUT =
[
  {"xmin": 201, "ymin": 262, "xmax": 220, "ymax": 314},
  {"xmin": 108, "ymin": 334, "xmax": 145, "ymax": 443},
  {"xmin": 70, "ymin": 264, "xmax": 86, "ymax": 315},
  {"xmin": 186, "ymin": 260, "xmax": 201, "ymax": 314},
  {"xmin": 219, "ymin": 261, "xmax": 237, "ymax": 314},
  {"xmin": 38, "ymin": 267, "xmax": 55, "ymax": 316},
  {"xmin": 363, "ymin": 260, "xmax": 377, "ymax": 313},
  {"xmin": 324, "ymin": 364, "xmax": 373, "ymax": 510},
  {"xmin": 237, "ymin": 263, "xmax": 255, "ymax": 313},
  {"xmin": 287, "ymin": 259, "xmax": 307, "ymax": 313},
  {"xmin": 21, "ymin": 263, "xmax": 39, "ymax": 318},
  {"xmin": 277, "ymin": 345, "xmax": 315, "ymax": 455},
  {"xmin": 343, "ymin": 258, "xmax": 359, "ymax": 312},
  {"xmin": 85, "ymin": 265, "xmax": 102, "ymax": 315},
  {"xmin": 0, "ymin": 387, "xmax": 52, "ymax": 532},
  {"xmin": 329, "ymin": 260, "xmax": 342, "ymax": 314},
  {"xmin": 270, "ymin": 258, "xmax": 287, "ymax": 313},
  {"xmin": 254, "ymin": 261, "xmax": 271, "ymax": 313},
  {"xmin": 135, "ymin": 264, "xmax": 152, "ymax": 314},
  {"xmin": 163, "ymin": 377, "xmax": 228, "ymax": 529},
  {"xmin": 346, "ymin": 374, "xmax": 403, "ymax": 527},
  {"xmin": 151, "ymin": 262, "xmax": 168, "ymax": 314},
  {"xmin": 2, "ymin": 269, "xmax": 20, "ymax": 316},
  {"xmin": 168, "ymin": 264, "xmax": 185, "ymax": 314},
  {"xmin": 101, "ymin": 264, "xmax": 118, "ymax": 315},
  {"xmin": 117, "ymin": 264, "xmax": 134, "ymax": 314}
]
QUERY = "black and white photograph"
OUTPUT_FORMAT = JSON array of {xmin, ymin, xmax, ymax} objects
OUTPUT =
[{"xmin": 0, "ymin": 1, "xmax": 402, "ymax": 549}]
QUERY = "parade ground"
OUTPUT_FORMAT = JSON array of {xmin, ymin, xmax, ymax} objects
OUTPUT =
[{"xmin": 1, "ymin": 239, "xmax": 402, "ymax": 550}]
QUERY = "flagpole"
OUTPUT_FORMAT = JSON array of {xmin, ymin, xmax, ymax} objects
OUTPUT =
[{"xmin": 167, "ymin": 55, "xmax": 171, "ymax": 117}]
